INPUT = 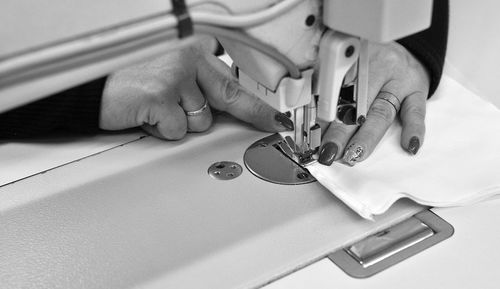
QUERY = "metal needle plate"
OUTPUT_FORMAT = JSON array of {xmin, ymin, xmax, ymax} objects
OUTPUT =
[{"xmin": 244, "ymin": 134, "xmax": 315, "ymax": 185}]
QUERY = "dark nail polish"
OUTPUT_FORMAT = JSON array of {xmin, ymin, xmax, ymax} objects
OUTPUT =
[
  {"xmin": 274, "ymin": 113, "xmax": 294, "ymax": 131},
  {"xmin": 407, "ymin": 136, "xmax": 420, "ymax": 155},
  {"xmin": 343, "ymin": 144, "xmax": 364, "ymax": 166},
  {"xmin": 318, "ymin": 142, "xmax": 338, "ymax": 166}
]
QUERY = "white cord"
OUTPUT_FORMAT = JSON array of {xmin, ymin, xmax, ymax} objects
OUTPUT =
[
  {"xmin": 195, "ymin": 24, "xmax": 301, "ymax": 78},
  {"xmin": 188, "ymin": 1, "xmax": 233, "ymax": 14},
  {"xmin": 190, "ymin": 0, "xmax": 302, "ymax": 28}
]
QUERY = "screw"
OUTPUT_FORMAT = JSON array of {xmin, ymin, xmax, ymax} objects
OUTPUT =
[
  {"xmin": 297, "ymin": 172, "xmax": 309, "ymax": 180},
  {"xmin": 305, "ymin": 15, "xmax": 316, "ymax": 27},
  {"xmin": 345, "ymin": 45, "xmax": 355, "ymax": 57},
  {"xmin": 357, "ymin": 115, "xmax": 366, "ymax": 125}
]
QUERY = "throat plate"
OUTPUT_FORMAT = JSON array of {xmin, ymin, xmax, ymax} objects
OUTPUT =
[{"xmin": 243, "ymin": 133, "xmax": 316, "ymax": 185}]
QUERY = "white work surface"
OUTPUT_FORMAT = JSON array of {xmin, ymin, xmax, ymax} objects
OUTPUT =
[
  {"xmin": 1, "ymin": 115, "xmax": 499, "ymax": 289},
  {"xmin": 0, "ymin": 132, "xmax": 145, "ymax": 187},
  {"xmin": 0, "ymin": 117, "xmax": 424, "ymax": 289},
  {"xmin": 265, "ymin": 201, "xmax": 500, "ymax": 289}
]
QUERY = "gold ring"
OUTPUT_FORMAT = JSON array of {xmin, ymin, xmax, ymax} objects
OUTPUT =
[{"xmin": 185, "ymin": 99, "xmax": 209, "ymax": 116}]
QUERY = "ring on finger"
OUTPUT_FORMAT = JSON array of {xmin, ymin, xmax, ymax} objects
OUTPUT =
[
  {"xmin": 185, "ymin": 99, "xmax": 209, "ymax": 116},
  {"xmin": 377, "ymin": 91, "xmax": 401, "ymax": 113}
]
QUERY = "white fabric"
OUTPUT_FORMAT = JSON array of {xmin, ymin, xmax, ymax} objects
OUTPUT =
[{"xmin": 308, "ymin": 75, "xmax": 500, "ymax": 220}]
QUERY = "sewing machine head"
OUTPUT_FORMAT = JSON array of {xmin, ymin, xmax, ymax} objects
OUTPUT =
[{"xmin": 221, "ymin": 0, "xmax": 433, "ymax": 183}]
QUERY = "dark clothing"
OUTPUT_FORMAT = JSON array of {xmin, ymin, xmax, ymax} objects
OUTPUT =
[
  {"xmin": 0, "ymin": 0, "xmax": 449, "ymax": 138},
  {"xmin": 0, "ymin": 78, "xmax": 107, "ymax": 138},
  {"xmin": 397, "ymin": 0, "xmax": 448, "ymax": 97}
]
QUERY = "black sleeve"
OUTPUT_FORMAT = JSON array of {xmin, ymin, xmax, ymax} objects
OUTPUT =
[
  {"xmin": 0, "ymin": 77, "xmax": 107, "ymax": 139},
  {"xmin": 397, "ymin": 0, "xmax": 449, "ymax": 96}
]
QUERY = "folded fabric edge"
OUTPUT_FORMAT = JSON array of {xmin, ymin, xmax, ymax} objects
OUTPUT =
[
  {"xmin": 369, "ymin": 186, "xmax": 500, "ymax": 217},
  {"xmin": 308, "ymin": 165, "xmax": 374, "ymax": 220}
]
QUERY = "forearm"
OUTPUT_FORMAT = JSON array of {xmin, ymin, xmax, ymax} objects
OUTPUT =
[
  {"xmin": 0, "ymin": 77, "xmax": 107, "ymax": 139},
  {"xmin": 397, "ymin": 0, "xmax": 449, "ymax": 96}
]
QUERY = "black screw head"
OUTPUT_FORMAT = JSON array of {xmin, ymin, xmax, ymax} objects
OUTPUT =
[
  {"xmin": 305, "ymin": 15, "xmax": 316, "ymax": 27},
  {"xmin": 345, "ymin": 45, "xmax": 355, "ymax": 57},
  {"xmin": 357, "ymin": 115, "xmax": 366, "ymax": 125},
  {"xmin": 297, "ymin": 172, "xmax": 309, "ymax": 180}
]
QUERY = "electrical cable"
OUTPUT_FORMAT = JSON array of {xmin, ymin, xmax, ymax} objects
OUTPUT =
[
  {"xmin": 191, "ymin": 0, "xmax": 301, "ymax": 28},
  {"xmin": 194, "ymin": 24, "xmax": 301, "ymax": 79},
  {"xmin": 188, "ymin": 1, "xmax": 234, "ymax": 14}
]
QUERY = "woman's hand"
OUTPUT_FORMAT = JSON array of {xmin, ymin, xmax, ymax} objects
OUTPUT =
[
  {"xmin": 100, "ymin": 40, "xmax": 289, "ymax": 140},
  {"xmin": 318, "ymin": 41, "xmax": 430, "ymax": 166}
]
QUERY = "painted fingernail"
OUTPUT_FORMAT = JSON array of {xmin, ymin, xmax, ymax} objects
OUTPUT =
[
  {"xmin": 343, "ymin": 144, "xmax": 364, "ymax": 166},
  {"xmin": 407, "ymin": 136, "xmax": 420, "ymax": 155},
  {"xmin": 318, "ymin": 142, "xmax": 338, "ymax": 166},
  {"xmin": 274, "ymin": 112, "xmax": 294, "ymax": 131}
]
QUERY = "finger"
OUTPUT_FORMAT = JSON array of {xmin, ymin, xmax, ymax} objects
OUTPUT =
[
  {"xmin": 400, "ymin": 91, "xmax": 427, "ymax": 155},
  {"xmin": 318, "ymin": 121, "xmax": 358, "ymax": 166},
  {"xmin": 197, "ymin": 54, "xmax": 289, "ymax": 132},
  {"xmin": 142, "ymin": 103, "xmax": 187, "ymax": 140},
  {"xmin": 179, "ymin": 83, "xmax": 213, "ymax": 132},
  {"xmin": 342, "ymin": 91, "xmax": 399, "ymax": 166}
]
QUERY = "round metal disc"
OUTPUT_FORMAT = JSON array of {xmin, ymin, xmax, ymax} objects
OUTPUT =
[
  {"xmin": 244, "ymin": 134, "xmax": 315, "ymax": 185},
  {"xmin": 208, "ymin": 161, "xmax": 243, "ymax": 180}
]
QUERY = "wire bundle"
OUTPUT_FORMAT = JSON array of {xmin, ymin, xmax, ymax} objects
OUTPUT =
[{"xmin": 185, "ymin": 0, "xmax": 303, "ymax": 78}]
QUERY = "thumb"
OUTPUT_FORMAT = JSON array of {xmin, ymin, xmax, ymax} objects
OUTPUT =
[{"xmin": 197, "ymin": 54, "xmax": 290, "ymax": 132}]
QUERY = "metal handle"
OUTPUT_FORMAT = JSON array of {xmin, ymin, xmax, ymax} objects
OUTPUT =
[{"xmin": 329, "ymin": 210, "xmax": 454, "ymax": 278}]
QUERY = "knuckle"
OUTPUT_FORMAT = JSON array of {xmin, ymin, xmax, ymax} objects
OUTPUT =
[
  {"xmin": 402, "ymin": 104, "xmax": 426, "ymax": 121},
  {"xmin": 197, "ymin": 115, "xmax": 213, "ymax": 132},
  {"xmin": 360, "ymin": 129, "xmax": 378, "ymax": 144},
  {"xmin": 167, "ymin": 127, "xmax": 187, "ymax": 140},
  {"xmin": 162, "ymin": 118, "xmax": 187, "ymax": 140},
  {"xmin": 369, "ymin": 101, "xmax": 396, "ymax": 123},
  {"xmin": 222, "ymin": 80, "xmax": 242, "ymax": 107},
  {"xmin": 325, "ymin": 123, "xmax": 355, "ymax": 147},
  {"xmin": 328, "ymin": 124, "xmax": 351, "ymax": 139},
  {"xmin": 251, "ymin": 100, "xmax": 268, "ymax": 119},
  {"xmin": 377, "ymin": 45, "xmax": 405, "ymax": 68},
  {"xmin": 384, "ymin": 48, "xmax": 402, "ymax": 65}
]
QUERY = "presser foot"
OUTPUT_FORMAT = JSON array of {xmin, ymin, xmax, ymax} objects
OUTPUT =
[{"xmin": 243, "ymin": 134, "xmax": 316, "ymax": 185}]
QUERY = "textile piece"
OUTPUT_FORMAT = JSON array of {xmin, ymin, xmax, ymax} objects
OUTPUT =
[{"xmin": 308, "ymin": 75, "xmax": 500, "ymax": 220}]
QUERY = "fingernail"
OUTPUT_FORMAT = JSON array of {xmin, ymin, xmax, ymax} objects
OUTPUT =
[
  {"xmin": 343, "ymin": 144, "xmax": 364, "ymax": 166},
  {"xmin": 318, "ymin": 142, "xmax": 338, "ymax": 166},
  {"xmin": 274, "ymin": 112, "xmax": 294, "ymax": 131},
  {"xmin": 407, "ymin": 136, "xmax": 420, "ymax": 155}
]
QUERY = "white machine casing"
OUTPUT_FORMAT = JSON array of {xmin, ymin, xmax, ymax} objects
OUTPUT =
[{"xmin": 221, "ymin": 0, "xmax": 433, "ymax": 122}]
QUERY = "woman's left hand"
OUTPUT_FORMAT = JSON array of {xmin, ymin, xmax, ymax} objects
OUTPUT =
[
  {"xmin": 100, "ymin": 38, "xmax": 289, "ymax": 140},
  {"xmin": 318, "ymin": 41, "xmax": 430, "ymax": 166}
]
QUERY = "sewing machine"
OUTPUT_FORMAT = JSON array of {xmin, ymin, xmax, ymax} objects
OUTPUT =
[
  {"xmin": 0, "ymin": 0, "xmax": 433, "ymax": 184},
  {"xmin": 3, "ymin": 1, "xmax": 495, "ymax": 288}
]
